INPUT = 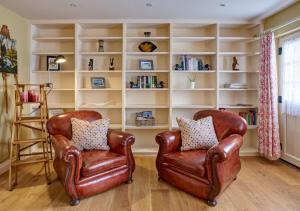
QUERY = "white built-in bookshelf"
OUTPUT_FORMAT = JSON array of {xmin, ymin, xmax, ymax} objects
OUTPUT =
[{"xmin": 30, "ymin": 21, "xmax": 261, "ymax": 155}]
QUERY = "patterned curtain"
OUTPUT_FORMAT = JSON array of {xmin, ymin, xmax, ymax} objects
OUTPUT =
[{"xmin": 258, "ymin": 32, "xmax": 281, "ymax": 160}]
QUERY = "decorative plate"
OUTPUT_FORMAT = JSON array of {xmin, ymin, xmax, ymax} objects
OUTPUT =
[{"xmin": 138, "ymin": 41, "xmax": 157, "ymax": 52}]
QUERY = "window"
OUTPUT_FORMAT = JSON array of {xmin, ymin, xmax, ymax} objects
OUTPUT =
[{"xmin": 281, "ymin": 32, "xmax": 300, "ymax": 117}]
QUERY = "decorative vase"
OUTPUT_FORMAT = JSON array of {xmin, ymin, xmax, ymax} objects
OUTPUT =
[{"xmin": 190, "ymin": 82, "xmax": 196, "ymax": 89}]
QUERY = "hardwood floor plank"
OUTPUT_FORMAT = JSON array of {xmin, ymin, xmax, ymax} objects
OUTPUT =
[{"xmin": 0, "ymin": 156, "xmax": 299, "ymax": 211}]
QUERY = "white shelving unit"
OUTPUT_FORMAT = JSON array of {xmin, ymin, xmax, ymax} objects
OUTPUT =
[{"xmin": 29, "ymin": 21, "xmax": 261, "ymax": 155}]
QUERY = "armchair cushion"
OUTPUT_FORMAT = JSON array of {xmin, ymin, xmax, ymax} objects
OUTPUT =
[
  {"xmin": 162, "ymin": 150, "xmax": 207, "ymax": 178},
  {"xmin": 176, "ymin": 116, "xmax": 218, "ymax": 151},
  {"xmin": 71, "ymin": 118, "xmax": 110, "ymax": 151},
  {"xmin": 81, "ymin": 150, "xmax": 127, "ymax": 177}
]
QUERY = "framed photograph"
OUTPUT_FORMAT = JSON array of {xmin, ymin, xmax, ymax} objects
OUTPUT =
[
  {"xmin": 91, "ymin": 77, "xmax": 105, "ymax": 89},
  {"xmin": 139, "ymin": 59, "xmax": 154, "ymax": 70},
  {"xmin": 47, "ymin": 56, "xmax": 60, "ymax": 71}
]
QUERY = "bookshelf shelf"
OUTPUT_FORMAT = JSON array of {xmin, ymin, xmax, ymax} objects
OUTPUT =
[
  {"xmin": 78, "ymin": 88, "xmax": 122, "ymax": 91},
  {"xmin": 79, "ymin": 36, "xmax": 122, "ymax": 40},
  {"xmin": 33, "ymin": 36, "xmax": 75, "ymax": 41},
  {"xmin": 78, "ymin": 70, "xmax": 122, "ymax": 73},
  {"xmin": 173, "ymin": 37, "xmax": 216, "ymax": 41},
  {"xmin": 32, "ymin": 51, "xmax": 74, "ymax": 55},
  {"xmin": 79, "ymin": 52, "xmax": 122, "ymax": 55},
  {"xmin": 127, "ymin": 36, "xmax": 169, "ymax": 40},
  {"xmin": 127, "ymin": 70, "xmax": 169, "ymax": 73},
  {"xmin": 126, "ymin": 88, "xmax": 169, "ymax": 91},
  {"xmin": 126, "ymin": 104, "xmax": 169, "ymax": 108},
  {"xmin": 172, "ymin": 104, "xmax": 215, "ymax": 109},
  {"xmin": 29, "ymin": 21, "xmax": 261, "ymax": 155},
  {"xmin": 125, "ymin": 124, "xmax": 169, "ymax": 130},
  {"xmin": 173, "ymin": 88, "xmax": 215, "ymax": 91},
  {"xmin": 219, "ymin": 70, "xmax": 259, "ymax": 73},
  {"xmin": 173, "ymin": 70, "xmax": 216, "ymax": 73},
  {"xmin": 219, "ymin": 88, "xmax": 258, "ymax": 91},
  {"xmin": 173, "ymin": 52, "xmax": 216, "ymax": 55},
  {"xmin": 126, "ymin": 52, "xmax": 169, "ymax": 55},
  {"xmin": 32, "ymin": 70, "xmax": 75, "ymax": 73}
]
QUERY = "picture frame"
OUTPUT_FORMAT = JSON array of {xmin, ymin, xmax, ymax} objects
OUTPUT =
[
  {"xmin": 139, "ymin": 59, "xmax": 154, "ymax": 70},
  {"xmin": 91, "ymin": 77, "xmax": 105, "ymax": 89},
  {"xmin": 47, "ymin": 56, "xmax": 60, "ymax": 71},
  {"xmin": 0, "ymin": 25, "xmax": 18, "ymax": 74}
]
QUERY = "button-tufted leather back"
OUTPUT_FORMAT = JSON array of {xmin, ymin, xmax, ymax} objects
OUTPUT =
[
  {"xmin": 193, "ymin": 110, "xmax": 247, "ymax": 141},
  {"xmin": 47, "ymin": 110, "xmax": 102, "ymax": 139}
]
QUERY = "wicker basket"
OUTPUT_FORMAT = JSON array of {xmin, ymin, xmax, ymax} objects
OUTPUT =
[{"xmin": 135, "ymin": 117, "xmax": 155, "ymax": 126}]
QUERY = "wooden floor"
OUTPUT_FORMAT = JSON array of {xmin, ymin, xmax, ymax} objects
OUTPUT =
[{"xmin": 0, "ymin": 156, "xmax": 299, "ymax": 211}]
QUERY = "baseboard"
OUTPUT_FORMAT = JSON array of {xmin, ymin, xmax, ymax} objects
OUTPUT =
[{"xmin": 0, "ymin": 159, "xmax": 10, "ymax": 176}]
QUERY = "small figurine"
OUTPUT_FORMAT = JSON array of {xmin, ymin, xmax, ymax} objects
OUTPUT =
[
  {"xmin": 98, "ymin": 40, "xmax": 104, "ymax": 52},
  {"xmin": 232, "ymin": 56, "xmax": 240, "ymax": 71},
  {"xmin": 88, "ymin": 59, "xmax": 93, "ymax": 71},
  {"xmin": 174, "ymin": 64, "xmax": 182, "ymax": 71},
  {"xmin": 198, "ymin": 59, "xmax": 204, "ymax": 70},
  {"xmin": 109, "ymin": 58, "xmax": 115, "ymax": 71},
  {"xmin": 130, "ymin": 81, "xmax": 135, "ymax": 88},
  {"xmin": 156, "ymin": 81, "xmax": 165, "ymax": 88},
  {"xmin": 204, "ymin": 64, "xmax": 210, "ymax": 70}
]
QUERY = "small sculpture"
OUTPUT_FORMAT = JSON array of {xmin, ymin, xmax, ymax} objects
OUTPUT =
[
  {"xmin": 157, "ymin": 81, "xmax": 165, "ymax": 88},
  {"xmin": 204, "ymin": 64, "xmax": 210, "ymax": 70},
  {"xmin": 109, "ymin": 58, "xmax": 115, "ymax": 71},
  {"xmin": 130, "ymin": 81, "xmax": 134, "ymax": 88},
  {"xmin": 198, "ymin": 59, "xmax": 204, "ymax": 70},
  {"xmin": 232, "ymin": 56, "xmax": 240, "ymax": 71},
  {"xmin": 175, "ymin": 64, "xmax": 182, "ymax": 71},
  {"xmin": 88, "ymin": 59, "xmax": 93, "ymax": 71},
  {"xmin": 98, "ymin": 40, "xmax": 104, "ymax": 52}
]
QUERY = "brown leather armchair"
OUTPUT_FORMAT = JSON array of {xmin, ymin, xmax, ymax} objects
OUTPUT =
[
  {"xmin": 47, "ymin": 110, "xmax": 135, "ymax": 206},
  {"xmin": 156, "ymin": 110, "xmax": 247, "ymax": 206}
]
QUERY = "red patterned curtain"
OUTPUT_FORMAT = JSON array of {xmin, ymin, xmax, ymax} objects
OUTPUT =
[{"xmin": 258, "ymin": 32, "xmax": 281, "ymax": 160}]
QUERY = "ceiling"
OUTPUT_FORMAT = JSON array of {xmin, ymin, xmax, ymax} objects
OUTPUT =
[{"xmin": 0, "ymin": 0, "xmax": 296, "ymax": 21}]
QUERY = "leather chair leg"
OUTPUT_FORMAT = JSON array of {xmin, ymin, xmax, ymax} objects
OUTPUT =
[
  {"xmin": 69, "ymin": 199, "xmax": 80, "ymax": 206},
  {"xmin": 207, "ymin": 199, "xmax": 217, "ymax": 207},
  {"xmin": 125, "ymin": 177, "xmax": 133, "ymax": 184}
]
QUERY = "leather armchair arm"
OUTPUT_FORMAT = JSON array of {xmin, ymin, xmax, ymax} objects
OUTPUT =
[
  {"xmin": 107, "ymin": 129, "xmax": 135, "ymax": 155},
  {"xmin": 156, "ymin": 130, "xmax": 182, "ymax": 154},
  {"xmin": 51, "ymin": 135, "xmax": 82, "ymax": 183},
  {"xmin": 207, "ymin": 134, "xmax": 243, "ymax": 162}
]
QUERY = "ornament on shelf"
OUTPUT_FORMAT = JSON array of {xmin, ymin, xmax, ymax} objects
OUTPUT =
[
  {"xmin": 232, "ymin": 56, "xmax": 240, "ymax": 71},
  {"xmin": 204, "ymin": 64, "xmax": 211, "ymax": 70},
  {"xmin": 109, "ymin": 58, "xmax": 115, "ymax": 70},
  {"xmin": 138, "ymin": 31, "xmax": 157, "ymax": 52},
  {"xmin": 156, "ymin": 81, "xmax": 165, "ymax": 88},
  {"xmin": 98, "ymin": 40, "xmax": 104, "ymax": 52},
  {"xmin": 198, "ymin": 59, "xmax": 204, "ymax": 70},
  {"xmin": 174, "ymin": 64, "xmax": 183, "ymax": 71},
  {"xmin": 188, "ymin": 75, "xmax": 196, "ymax": 89},
  {"xmin": 88, "ymin": 59, "xmax": 94, "ymax": 71}
]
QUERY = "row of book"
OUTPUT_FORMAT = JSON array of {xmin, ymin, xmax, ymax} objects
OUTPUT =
[
  {"xmin": 135, "ymin": 75, "xmax": 159, "ymax": 88},
  {"xmin": 239, "ymin": 111, "xmax": 257, "ymax": 126},
  {"xmin": 180, "ymin": 55, "xmax": 208, "ymax": 71},
  {"xmin": 224, "ymin": 83, "xmax": 248, "ymax": 89}
]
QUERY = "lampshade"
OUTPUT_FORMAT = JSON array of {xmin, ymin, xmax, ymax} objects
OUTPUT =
[{"xmin": 55, "ymin": 55, "xmax": 66, "ymax": 64}]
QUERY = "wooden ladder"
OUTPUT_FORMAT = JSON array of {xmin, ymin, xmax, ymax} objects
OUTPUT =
[{"xmin": 8, "ymin": 84, "xmax": 52, "ymax": 190}]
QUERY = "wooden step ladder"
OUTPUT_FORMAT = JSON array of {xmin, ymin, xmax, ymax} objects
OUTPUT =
[{"xmin": 8, "ymin": 84, "xmax": 52, "ymax": 190}]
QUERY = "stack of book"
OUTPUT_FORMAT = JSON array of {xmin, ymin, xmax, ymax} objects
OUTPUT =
[
  {"xmin": 239, "ymin": 111, "xmax": 257, "ymax": 125},
  {"xmin": 136, "ymin": 75, "xmax": 158, "ymax": 88},
  {"xmin": 224, "ymin": 83, "xmax": 248, "ymax": 89}
]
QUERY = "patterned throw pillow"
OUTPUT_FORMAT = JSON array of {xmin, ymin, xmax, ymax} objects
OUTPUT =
[
  {"xmin": 176, "ymin": 116, "xmax": 218, "ymax": 151},
  {"xmin": 71, "ymin": 118, "xmax": 110, "ymax": 151}
]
